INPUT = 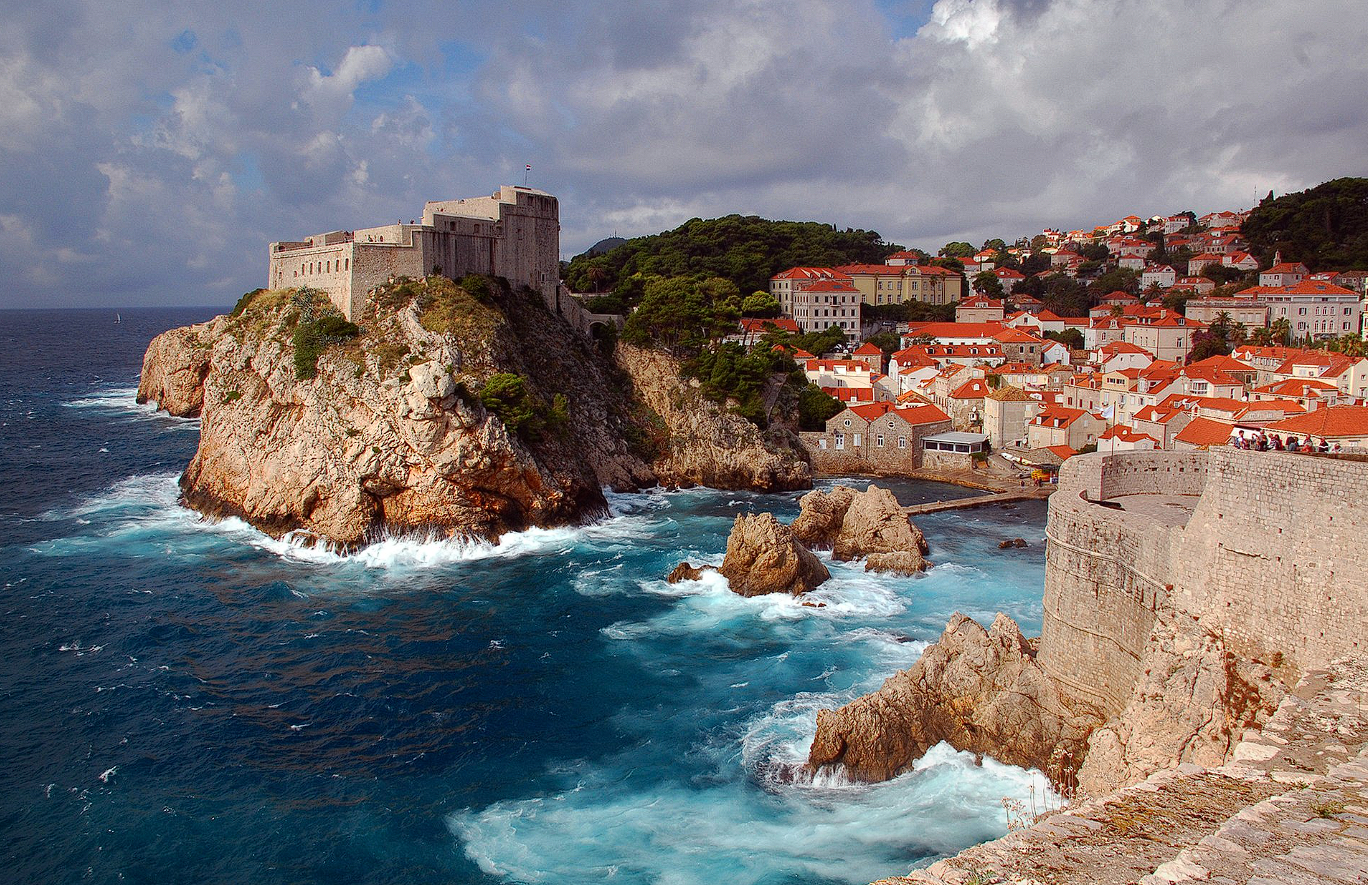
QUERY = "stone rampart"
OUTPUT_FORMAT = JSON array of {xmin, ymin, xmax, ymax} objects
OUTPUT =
[
  {"xmin": 1041, "ymin": 492, "xmax": 1179, "ymax": 716},
  {"xmin": 1064, "ymin": 449, "xmax": 1208, "ymax": 501},
  {"xmin": 1173, "ymin": 448, "xmax": 1368, "ymax": 676},
  {"xmin": 1042, "ymin": 449, "xmax": 1368, "ymax": 716}
]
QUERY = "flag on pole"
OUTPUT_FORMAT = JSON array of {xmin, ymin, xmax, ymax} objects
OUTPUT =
[{"xmin": 526, "ymin": 164, "xmax": 532, "ymax": 171}]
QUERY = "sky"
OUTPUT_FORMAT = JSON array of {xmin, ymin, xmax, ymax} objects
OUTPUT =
[{"xmin": 2, "ymin": 0, "xmax": 1367, "ymax": 309}]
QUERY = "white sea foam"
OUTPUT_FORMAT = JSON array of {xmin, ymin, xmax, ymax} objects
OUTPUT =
[
  {"xmin": 450, "ymin": 738, "xmax": 1055, "ymax": 885},
  {"xmin": 39, "ymin": 471, "xmax": 675, "ymax": 573},
  {"xmin": 64, "ymin": 384, "xmax": 200, "ymax": 428}
]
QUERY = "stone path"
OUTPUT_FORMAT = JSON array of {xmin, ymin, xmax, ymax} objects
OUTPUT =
[
  {"xmin": 903, "ymin": 488, "xmax": 1052, "ymax": 517},
  {"xmin": 875, "ymin": 658, "xmax": 1368, "ymax": 885}
]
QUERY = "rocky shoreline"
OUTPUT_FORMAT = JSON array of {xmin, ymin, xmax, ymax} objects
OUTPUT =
[{"xmin": 138, "ymin": 278, "xmax": 811, "ymax": 547}]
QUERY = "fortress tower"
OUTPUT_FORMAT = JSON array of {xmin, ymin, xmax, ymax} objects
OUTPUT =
[{"xmin": 267, "ymin": 185, "xmax": 560, "ymax": 320}]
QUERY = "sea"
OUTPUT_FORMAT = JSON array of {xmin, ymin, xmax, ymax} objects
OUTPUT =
[{"xmin": 0, "ymin": 308, "xmax": 1054, "ymax": 885}]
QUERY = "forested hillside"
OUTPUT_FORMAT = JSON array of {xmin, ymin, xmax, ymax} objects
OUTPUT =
[
  {"xmin": 1241, "ymin": 177, "xmax": 1368, "ymax": 270},
  {"xmin": 563, "ymin": 215, "xmax": 900, "ymax": 297}
]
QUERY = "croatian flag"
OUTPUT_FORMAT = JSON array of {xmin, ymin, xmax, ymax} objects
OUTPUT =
[{"xmin": 526, "ymin": 164, "xmax": 532, "ymax": 171}]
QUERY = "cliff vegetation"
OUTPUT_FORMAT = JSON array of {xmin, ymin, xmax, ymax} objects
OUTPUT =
[
  {"xmin": 563, "ymin": 214, "xmax": 901, "ymax": 297},
  {"xmin": 1241, "ymin": 176, "xmax": 1368, "ymax": 270}
]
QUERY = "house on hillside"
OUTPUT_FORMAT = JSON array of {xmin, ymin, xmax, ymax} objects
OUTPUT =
[
  {"xmin": 983, "ymin": 385, "xmax": 1041, "ymax": 449},
  {"xmin": 1027, "ymin": 406, "xmax": 1107, "ymax": 451},
  {"xmin": 800, "ymin": 402, "xmax": 953, "ymax": 472}
]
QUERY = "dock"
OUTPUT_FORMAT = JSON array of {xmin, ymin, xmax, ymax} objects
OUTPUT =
[{"xmin": 903, "ymin": 487, "xmax": 1052, "ymax": 516}]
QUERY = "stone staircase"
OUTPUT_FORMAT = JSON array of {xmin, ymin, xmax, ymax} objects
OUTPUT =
[{"xmin": 879, "ymin": 659, "xmax": 1368, "ymax": 885}]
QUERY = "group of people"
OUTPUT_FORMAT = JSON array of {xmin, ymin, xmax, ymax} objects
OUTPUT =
[{"xmin": 1229, "ymin": 429, "xmax": 1339, "ymax": 454}]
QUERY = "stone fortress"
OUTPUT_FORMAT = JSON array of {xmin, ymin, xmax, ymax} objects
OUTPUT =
[
  {"xmin": 876, "ymin": 449, "xmax": 1368, "ymax": 884},
  {"xmin": 1043, "ymin": 448, "xmax": 1366, "ymax": 718},
  {"xmin": 268, "ymin": 185, "xmax": 560, "ymax": 320}
]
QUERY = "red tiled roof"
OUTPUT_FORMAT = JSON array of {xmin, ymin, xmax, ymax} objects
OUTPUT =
[
  {"xmin": 804, "ymin": 280, "xmax": 861, "ymax": 293},
  {"xmin": 741, "ymin": 317, "xmax": 800, "ymax": 334},
  {"xmin": 904, "ymin": 322, "xmax": 1009, "ymax": 338},
  {"xmin": 1264, "ymin": 406, "xmax": 1368, "ymax": 439},
  {"xmin": 1235, "ymin": 281, "xmax": 1357, "ymax": 297},
  {"xmin": 951, "ymin": 379, "xmax": 990, "ymax": 399},
  {"xmin": 1255, "ymin": 378, "xmax": 1339, "ymax": 397},
  {"xmin": 1174, "ymin": 416, "xmax": 1236, "ymax": 448},
  {"xmin": 853, "ymin": 342, "xmax": 883, "ymax": 355},
  {"xmin": 1099, "ymin": 425, "xmax": 1157, "ymax": 443},
  {"xmin": 771, "ymin": 266, "xmax": 850, "ymax": 282}
]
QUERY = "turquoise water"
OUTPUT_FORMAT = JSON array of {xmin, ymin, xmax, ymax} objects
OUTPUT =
[{"xmin": 0, "ymin": 309, "xmax": 1052, "ymax": 884}]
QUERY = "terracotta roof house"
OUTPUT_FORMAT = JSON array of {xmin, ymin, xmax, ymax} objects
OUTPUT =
[{"xmin": 1173, "ymin": 416, "xmax": 1236, "ymax": 450}]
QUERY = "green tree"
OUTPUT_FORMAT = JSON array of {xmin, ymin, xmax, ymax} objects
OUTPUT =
[
  {"xmin": 480, "ymin": 372, "xmax": 544, "ymax": 438},
  {"xmin": 798, "ymin": 383, "xmax": 844, "ymax": 431},
  {"xmin": 1021, "ymin": 252, "xmax": 1052, "ymax": 276},
  {"xmin": 1162, "ymin": 290, "xmax": 1190, "ymax": 315},
  {"xmin": 741, "ymin": 291, "xmax": 780, "ymax": 317},
  {"xmin": 981, "ymin": 238, "xmax": 1006, "ymax": 252},
  {"xmin": 562, "ymin": 215, "xmax": 902, "ymax": 296},
  {"xmin": 1189, "ymin": 312, "xmax": 1234, "ymax": 361},
  {"xmin": 973, "ymin": 270, "xmax": 1005, "ymax": 298},
  {"xmin": 940, "ymin": 241, "xmax": 976, "ymax": 258},
  {"xmin": 1045, "ymin": 328, "xmax": 1084, "ymax": 350},
  {"xmin": 1241, "ymin": 177, "xmax": 1368, "ymax": 270},
  {"xmin": 864, "ymin": 332, "xmax": 901, "ymax": 354}
]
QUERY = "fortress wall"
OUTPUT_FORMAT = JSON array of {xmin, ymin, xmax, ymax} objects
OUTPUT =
[
  {"xmin": 351, "ymin": 242, "xmax": 425, "ymax": 319},
  {"xmin": 1043, "ymin": 449, "xmax": 1368, "ymax": 717},
  {"xmin": 1172, "ymin": 449, "xmax": 1368, "ymax": 677},
  {"xmin": 268, "ymin": 242, "xmax": 355, "ymax": 317},
  {"xmin": 1040, "ymin": 492, "xmax": 1179, "ymax": 717},
  {"xmin": 1061, "ymin": 450, "xmax": 1209, "ymax": 501}
]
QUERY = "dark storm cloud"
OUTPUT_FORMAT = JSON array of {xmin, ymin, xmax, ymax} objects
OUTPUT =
[{"xmin": 0, "ymin": 0, "xmax": 1364, "ymax": 307}]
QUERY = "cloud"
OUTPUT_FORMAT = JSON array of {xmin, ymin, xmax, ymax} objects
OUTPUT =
[{"xmin": 0, "ymin": 0, "xmax": 1365, "ymax": 308}]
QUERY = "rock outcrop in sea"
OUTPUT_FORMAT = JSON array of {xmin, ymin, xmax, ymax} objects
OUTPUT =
[
  {"xmin": 808, "ymin": 613, "xmax": 1098, "ymax": 784},
  {"xmin": 137, "ymin": 278, "xmax": 811, "ymax": 546},
  {"xmin": 719, "ymin": 512, "xmax": 829, "ymax": 597},
  {"xmin": 792, "ymin": 485, "xmax": 929, "ymax": 573}
]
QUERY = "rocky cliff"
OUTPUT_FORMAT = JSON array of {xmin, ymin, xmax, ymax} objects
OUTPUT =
[
  {"xmin": 718, "ymin": 512, "xmax": 829, "ymax": 597},
  {"xmin": 809, "ymin": 613, "xmax": 1099, "ymax": 785},
  {"xmin": 137, "ymin": 278, "xmax": 810, "ymax": 547},
  {"xmin": 615, "ymin": 344, "xmax": 810, "ymax": 492}
]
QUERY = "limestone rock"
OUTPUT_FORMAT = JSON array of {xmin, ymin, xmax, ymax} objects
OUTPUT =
[
  {"xmin": 864, "ymin": 551, "xmax": 925, "ymax": 576},
  {"xmin": 719, "ymin": 512, "xmax": 829, "ymax": 597},
  {"xmin": 1075, "ymin": 613, "xmax": 1284, "ymax": 795},
  {"xmin": 137, "ymin": 322, "xmax": 215, "ymax": 417},
  {"xmin": 615, "ymin": 344, "xmax": 811, "ymax": 492},
  {"xmin": 790, "ymin": 486, "xmax": 856, "ymax": 547},
  {"xmin": 793, "ymin": 484, "xmax": 929, "ymax": 571},
  {"xmin": 667, "ymin": 562, "xmax": 714, "ymax": 583},
  {"xmin": 143, "ymin": 281, "xmax": 658, "ymax": 547},
  {"xmin": 808, "ymin": 613, "xmax": 1100, "ymax": 784}
]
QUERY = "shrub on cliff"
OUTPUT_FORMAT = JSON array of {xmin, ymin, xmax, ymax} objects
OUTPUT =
[
  {"xmin": 479, "ymin": 372, "xmax": 564, "ymax": 440},
  {"xmin": 293, "ymin": 314, "xmax": 360, "ymax": 380}
]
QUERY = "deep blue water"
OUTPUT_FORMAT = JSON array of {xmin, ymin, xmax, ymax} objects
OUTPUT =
[{"xmin": 0, "ymin": 309, "xmax": 1053, "ymax": 885}]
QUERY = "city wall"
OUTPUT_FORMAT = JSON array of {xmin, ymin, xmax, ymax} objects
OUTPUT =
[{"xmin": 1041, "ymin": 449, "xmax": 1368, "ymax": 717}]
